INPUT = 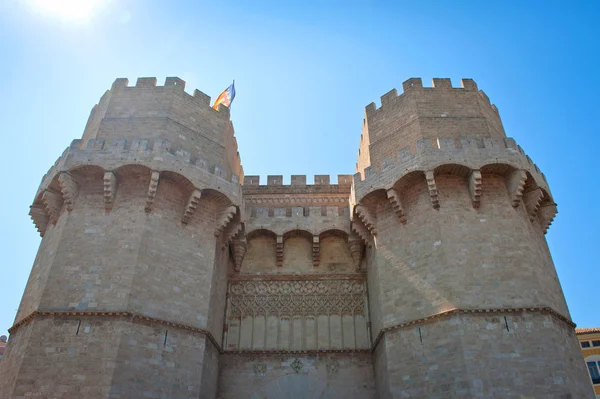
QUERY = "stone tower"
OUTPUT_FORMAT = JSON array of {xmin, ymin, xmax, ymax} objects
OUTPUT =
[{"xmin": 0, "ymin": 77, "xmax": 594, "ymax": 399}]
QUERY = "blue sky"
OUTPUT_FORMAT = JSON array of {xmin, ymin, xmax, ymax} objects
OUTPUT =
[{"xmin": 0, "ymin": 1, "xmax": 598, "ymax": 336}]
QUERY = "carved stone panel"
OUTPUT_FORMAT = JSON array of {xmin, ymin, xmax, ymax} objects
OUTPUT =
[{"xmin": 225, "ymin": 278, "xmax": 370, "ymax": 351}]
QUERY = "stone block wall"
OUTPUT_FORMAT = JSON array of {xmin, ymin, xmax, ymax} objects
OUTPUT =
[
  {"xmin": 361, "ymin": 78, "xmax": 505, "ymax": 174},
  {"xmin": 374, "ymin": 312, "xmax": 592, "ymax": 398},
  {"xmin": 217, "ymin": 353, "xmax": 375, "ymax": 399}
]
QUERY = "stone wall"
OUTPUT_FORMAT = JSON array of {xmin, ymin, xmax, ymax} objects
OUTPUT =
[
  {"xmin": 217, "ymin": 353, "xmax": 375, "ymax": 399},
  {"xmin": 374, "ymin": 312, "xmax": 592, "ymax": 398}
]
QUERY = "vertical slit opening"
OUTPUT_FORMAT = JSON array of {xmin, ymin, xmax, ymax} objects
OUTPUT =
[
  {"xmin": 76, "ymin": 320, "xmax": 81, "ymax": 335},
  {"xmin": 164, "ymin": 330, "xmax": 168, "ymax": 346},
  {"xmin": 504, "ymin": 316, "xmax": 510, "ymax": 332}
]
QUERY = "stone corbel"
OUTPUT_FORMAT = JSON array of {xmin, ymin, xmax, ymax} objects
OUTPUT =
[
  {"xmin": 215, "ymin": 205, "xmax": 237, "ymax": 236},
  {"xmin": 523, "ymin": 188, "xmax": 544, "ymax": 221},
  {"xmin": 469, "ymin": 170, "xmax": 482, "ymax": 208},
  {"xmin": 221, "ymin": 221, "xmax": 243, "ymax": 248},
  {"xmin": 425, "ymin": 170, "xmax": 440, "ymax": 209},
  {"xmin": 103, "ymin": 172, "xmax": 117, "ymax": 211},
  {"xmin": 29, "ymin": 204, "xmax": 49, "ymax": 237},
  {"xmin": 181, "ymin": 189, "xmax": 202, "ymax": 224},
  {"xmin": 538, "ymin": 203, "xmax": 558, "ymax": 234},
  {"xmin": 507, "ymin": 169, "xmax": 527, "ymax": 207},
  {"xmin": 58, "ymin": 172, "xmax": 79, "ymax": 212},
  {"xmin": 276, "ymin": 235, "xmax": 284, "ymax": 267},
  {"xmin": 312, "ymin": 236, "xmax": 320, "ymax": 267},
  {"xmin": 386, "ymin": 188, "xmax": 406, "ymax": 224},
  {"xmin": 145, "ymin": 171, "xmax": 160, "ymax": 213},
  {"xmin": 232, "ymin": 237, "xmax": 247, "ymax": 272},
  {"xmin": 348, "ymin": 237, "xmax": 364, "ymax": 271},
  {"xmin": 354, "ymin": 205, "xmax": 376, "ymax": 235},
  {"xmin": 351, "ymin": 219, "xmax": 372, "ymax": 247},
  {"xmin": 41, "ymin": 190, "xmax": 63, "ymax": 224}
]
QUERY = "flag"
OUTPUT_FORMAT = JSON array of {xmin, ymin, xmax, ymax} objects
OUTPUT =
[{"xmin": 212, "ymin": 81, "xmax": 236, "ymax": 110}]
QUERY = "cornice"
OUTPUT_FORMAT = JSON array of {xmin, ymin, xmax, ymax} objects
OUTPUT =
[
  {"xmin": 370, "ymin": 306, "xmax": 576, "ymax": 353},
  {"xmin": 8, "ymin": 310, "xmax": 224, "ymax": 353},
  {"xmin": 229, "ymin": 273, "xmax": 366, "ymax": 281}
]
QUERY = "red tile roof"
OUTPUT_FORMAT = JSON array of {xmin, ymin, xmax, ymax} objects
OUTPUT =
[{"xmin": 576, "ymin": 328, "xmax": 600, "ymax": 335}]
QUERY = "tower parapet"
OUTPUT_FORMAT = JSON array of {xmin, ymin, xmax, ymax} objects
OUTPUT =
[
  {"xmin": 357, "ymin": 78, "xmax": 504, "ymax": 176},
  {"xmin": 82, "ymin": 77, "xmax": 243, "ymax": 182}
]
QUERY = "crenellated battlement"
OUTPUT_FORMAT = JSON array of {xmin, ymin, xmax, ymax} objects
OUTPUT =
[
  {"xmin": 365, "ymin": 77, "xmax": 498, "ymax": 114},
  {"xmin": 353, "ymin": 135, "xmax": 551, "ymax": 203},
  {"xmin": 357, "ymin": 78, "xmax": 506, "ymax": 177},
  {"xmin": 243, "ymin": 174, "xmax": 353, "ymax": 188},
  {"xmin": 81, "ymin": 77, "xmax": 244, "ymax": 185},
  {"xmin": 109, "ymin": 76, "xmax": 215, "ymax": 107}
]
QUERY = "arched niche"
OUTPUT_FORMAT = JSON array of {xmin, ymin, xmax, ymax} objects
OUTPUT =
[
  {"xmin": 242, "ymin": 229, "xmax": 277, "ymax": 272},
  {"xmin": 319, "ymin": 229, "xmax": 354, "ymax": 273},
  {"xmin": 282, "ymin": 229, "xmax": 313, "ymax": 272}
]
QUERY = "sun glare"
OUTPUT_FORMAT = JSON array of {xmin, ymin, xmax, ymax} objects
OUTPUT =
[{"xmin": 27, "ymin": 0, "xmax": 107, "ymax": 23}]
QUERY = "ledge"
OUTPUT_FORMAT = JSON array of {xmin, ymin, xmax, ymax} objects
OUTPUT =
[
  {"xmin": 8, "ymin": 310, "xmax": 224, "ymax": 353},
  {"xmin": 370, "ymin": 306, "xmax": 576, "ymax": 353}
]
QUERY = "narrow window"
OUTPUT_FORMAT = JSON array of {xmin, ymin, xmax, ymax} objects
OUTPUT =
[
  {"xmin": 581, "ymin": 341, "xmax": 591, "ymax": 348},
  {"xmin": 587, "ymin": 361, "xmax": 600, "ymax": 384}
]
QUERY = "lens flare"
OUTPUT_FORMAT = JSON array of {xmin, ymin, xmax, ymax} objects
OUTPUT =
[{"xmin": 27, "ymin": 0, "xmax": 107, "ymax": 23}]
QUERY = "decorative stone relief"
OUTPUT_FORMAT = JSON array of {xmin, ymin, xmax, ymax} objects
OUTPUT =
[
  {"xmin": 326, "ymin": 359, "xmax": 340, "ymax": 374},
  {"xmin": 290, "ymin": 358, "xmax": 303, "ymax": 373},
  {"xmin": 253, "ymin": 362, "xmax": 267, "ymax": 376},
  {"xmin": 228, "ymin": 279, "xmax": 366, "ymax": 317}
]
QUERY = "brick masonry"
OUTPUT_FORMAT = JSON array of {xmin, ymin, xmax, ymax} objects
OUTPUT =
[{"xmin": 0, "ymin": 77, "xmax": 593, "ymax": 398}]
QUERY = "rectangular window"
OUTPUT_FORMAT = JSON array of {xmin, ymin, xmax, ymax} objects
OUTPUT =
[
  {"xmin": 588, "ymin": 361, "xmax": 600, "ymax": 384},
  {"xmin": 582, "ymin": 341, "xmax": 591, "ymax": 348},
  {"xmin": 592, "ymin": 340, "xmax": 600, "ymax": 347}
]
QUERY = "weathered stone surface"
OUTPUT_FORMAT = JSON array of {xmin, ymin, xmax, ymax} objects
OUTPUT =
[{"xmin": 1, "ymin": 77, "xmax": 592, "ymax": 399}]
